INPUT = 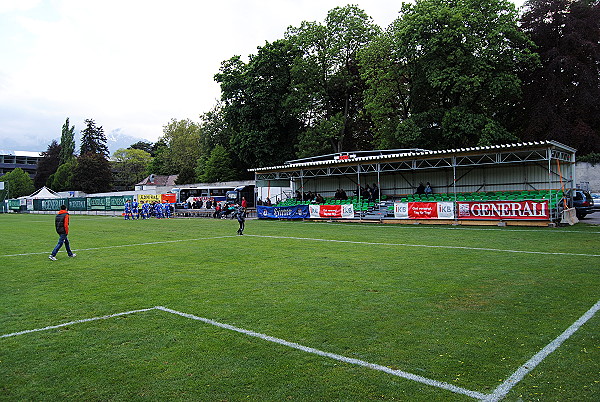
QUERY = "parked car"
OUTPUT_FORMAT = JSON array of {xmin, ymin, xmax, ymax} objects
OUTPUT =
[
  {"xmin": 591, "ymin": 192, "xmax": 600, "ymax": 211},
  {"xmin": 570, "ymin": 189, "xmax": 595, "ymax": 219}
]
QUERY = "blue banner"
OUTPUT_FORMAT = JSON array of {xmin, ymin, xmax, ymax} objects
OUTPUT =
[{"xmin": 257, "ymin": 205, "xmax": 310, "ymax": 219}]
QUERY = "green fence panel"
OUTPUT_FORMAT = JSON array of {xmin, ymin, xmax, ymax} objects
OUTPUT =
[
  {"xmin": 87, "ymin": 197, "xmax": 109, "ymax": 210},
  {"xmin": 67, "ymin": 197, "xmax": 87, "ymax": 211},
  {"xmin": 109, "ymin": 195, "xmax": 133, "ymax": 210},
  {"xmin": 37, "ymin": 198, "xmax": 68, "ymax": 211},
  {"xmin": 8, "ymin": 199, "xmax": 21, "ymax": 210}
]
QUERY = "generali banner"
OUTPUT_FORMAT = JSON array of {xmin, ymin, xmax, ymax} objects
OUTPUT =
[
  {"xmin": 309, "ymin": 204, "xmax": 354, "ymax": 219},
  {"xmin": 394, "ymin": 202, "xmax": 455, "ymax": 219},
  {"xmin": 457, "ymin": 200, "xmax": 549, "ymax": 220}
]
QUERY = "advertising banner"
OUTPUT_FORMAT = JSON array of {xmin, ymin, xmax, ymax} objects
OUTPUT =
[
  {"xmin": 257, "ymin": 205, "xmax": 310, "ymax": 219},
  {"xmin": 161, "ymin": 193, "xmax": 176, "ymax": 203},
  {"xmin": 108, "ymin": 195, "xmax": 133, "ymax": 210},
  {"xmin": 138, "ymin": 194, "xmax": 161, "ymax": 204},
  {"xmin": 37, "ymin": 198, "xmax": 68, "ymax": 211},
  {"xmin": 394, "ymin": 202, "xmax": 455, "ymax": 219},
  {"xmin": 87, "ymin": 197, "xmax": 108, "ymax": 210},
  {"xmin": 457, "ymin": 200, "xmax": 549, "ymax": 220},
  {"xmin": 67, "ymin": 197, "xmax": 87, "ymax": 211},
  {"xmin": 8, "ymin": 199, "xmax": 21, "ymax": 210},
  {"xmin": 309, "ymin": 204, "xmax": 354, "ymax": 219}
]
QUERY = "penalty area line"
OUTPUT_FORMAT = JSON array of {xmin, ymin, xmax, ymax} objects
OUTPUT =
[
  {"xmin": 0, "ymin": 307, "xmax": 157, "ymax": 338},
  {"xmin": 0, "ymin": 305, "xmax": 485, "ymax": 400},
  {"xmin": 153, "ymin": 306, "xmax": 488, "ymax": 400},
  {"xmin": 6, "ymin": 302, "xmax": 598, "ymax": 400}
]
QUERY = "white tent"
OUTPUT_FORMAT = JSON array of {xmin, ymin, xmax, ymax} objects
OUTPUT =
[{"xmin": 25, "ymin": 186, "xmax": 60, "ymax": 199}]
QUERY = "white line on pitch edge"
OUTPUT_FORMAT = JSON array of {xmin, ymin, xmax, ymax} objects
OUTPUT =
[
  {"xmin": 484, "ymin": 299, "xmax": 600, "ymax": 402},
  {"xmin": 245, "ymin": 234, "xmax": 600, "ymax": 257},
  {"xmin": 0, "ymin": 236, "xmax": 238, "ymax": 257}
]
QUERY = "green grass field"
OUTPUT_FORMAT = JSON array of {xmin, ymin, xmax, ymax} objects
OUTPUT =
[{"xmin": 1, "ymin": 213, "xmax": 598, "ymax": 401}]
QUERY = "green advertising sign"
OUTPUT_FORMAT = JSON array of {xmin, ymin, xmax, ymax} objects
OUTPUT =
[
  {"xmin": 87, "ymin": 197, "xmax": 107, "ymax": 210},
  {"xmin": 37, "ymin": 198, "xmax": 68, "ymax": 211},
  {"xmin": 109, "ymin": 195, "xmax": 134, "ymax": 210},
  {"xmin": 8, "ymin": 199, "xmax": 22, "ymax": 210},
  {"xmin": 68, "ymin": 197, "xmax": 87, "ymax": 211}
]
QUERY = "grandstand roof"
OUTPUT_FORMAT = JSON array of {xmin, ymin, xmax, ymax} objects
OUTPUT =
[
  {"xmin": 249, "ymin": 141, "xmax": 576, "ymax": 172},
  {"xmin": 0, "ymin": 150, "xmax": 43, "ymax": 158}
]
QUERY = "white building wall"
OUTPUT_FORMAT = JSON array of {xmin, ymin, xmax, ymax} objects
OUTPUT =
[{"xmin": 576, "ymin": 162, "xmax": 600, "ymax": 192}]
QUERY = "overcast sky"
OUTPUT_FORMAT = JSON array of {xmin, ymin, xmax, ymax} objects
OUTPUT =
[{"xmin": 0, "ymin": 0, "xmax": 526, "ymax": 153}]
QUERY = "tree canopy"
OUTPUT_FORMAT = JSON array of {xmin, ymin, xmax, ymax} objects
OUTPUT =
[
  {"xmin": 518, "ymin": 0, "xmax": 600, "ymax": 154},
  {"xmin": 1, "ymin": 168, "xmax": 35, "ymax": 198},
  {"xmin": 34, "ymin": 140, "xmax": 61, "ymax": 189}
]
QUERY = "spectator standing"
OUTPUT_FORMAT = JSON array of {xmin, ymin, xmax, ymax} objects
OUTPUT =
[
  {"xmin": 241, "ymin": 197, "xmax": 247, "ymax": 209},
  {"xmin": 49, "ymin": 205, "xmax": 76, "ymax": 260}
]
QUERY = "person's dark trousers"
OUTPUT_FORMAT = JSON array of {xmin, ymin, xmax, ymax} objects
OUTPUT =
[{"xmin": 51, "ymin": 234, "xmax": 73, "ymax": 257}]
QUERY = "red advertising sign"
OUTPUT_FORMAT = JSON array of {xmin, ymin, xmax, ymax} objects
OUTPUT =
[
  {"xmin": 395, "ymin": 202, "xmax": 455, "ymax": 219},
  {"xmin": 409, "ymin": 202, "xmax": 439, "ymax": 219},
  {"xmin": 309, "ymin": 204, "xmax": 354, "ymax": 219},
  {"xmin": 457, "ymin": 200, "xmax": 549, "ymax": 220},
  {"xmin": 161, "ymin": 193, "xmax": 177, "ymax": 203}
]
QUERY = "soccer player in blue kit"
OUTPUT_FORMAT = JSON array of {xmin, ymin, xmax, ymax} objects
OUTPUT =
[{"xmin": 132, "ymin": 199, "xmax": 139, "ymax": 219}]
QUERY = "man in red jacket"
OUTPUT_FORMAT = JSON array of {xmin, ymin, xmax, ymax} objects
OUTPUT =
[{"xmin": 49, "ymin": 204, "xmax": 76, "ymax": 260}]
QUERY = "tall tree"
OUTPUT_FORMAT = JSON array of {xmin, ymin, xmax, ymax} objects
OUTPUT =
[
  {"xmin": 360, "ymin": 0, "xmax": 537, "ymax": 149},
  {"xmin": 518, "ymin": 0, "xmax": 600, "ymax": 154},
  {"xmin": 112, "ymin": 148, "xmax": 151, "ymax": 189},
  {"xmin": 286, "ymin": 5, "xmax": 380, "ymax": 155},
  {"xmin": 80, "ymin": 119, "xmax": 109, "ymax": 157},
  {"xmin": 196, "ymin": 145, "xmax": 239, "ymax": 183},
  {"xmin": 158, "ymin": 119, "xmax": 202, "ymax": 179},
  {"xmin": 59, "ymin": 117, "xmax": 76, "ymax": 164},
  {"xmin": 215, "ymin": 39, "xmax": 303, "ymax": 170},
  {"xmin": 34, "ymin": 140, "xmax": 61, "ymax": 189},
  {"xmin": 73, "ymin": 154, "xmax": 112, "ymax": 193},
  {"xmin": 74, "ymin": 119, "xmax": 112, "ymax": 193}
]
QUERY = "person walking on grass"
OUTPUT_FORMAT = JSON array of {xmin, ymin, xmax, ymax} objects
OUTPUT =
[
  {"xmin": 235, "ymin": 204, "xmax": 246, "ymax": 235},
  {"xmin": 49, "ymin": 204, "xmax": 76, "ymax": 260}
]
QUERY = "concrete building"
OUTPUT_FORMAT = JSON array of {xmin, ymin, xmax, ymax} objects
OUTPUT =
[{"xmin": 0, "ymin": 150, "xmax": 43, "ymax": 178}]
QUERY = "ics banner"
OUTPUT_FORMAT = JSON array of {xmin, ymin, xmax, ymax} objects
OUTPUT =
[
  {"xmin": 394, "ymin": 202, "xmax": 455, "ymax": 219},
  {"xmin": 457, "ymin": 200, "xmax": 549, "ymax": 220},
  {"xmin": 257, "ymin": 204, "xmax": 310, "ymax": 219},
  {"xmin": 309, "ymin": 204, "xmax": 354, "ymax": 219}
]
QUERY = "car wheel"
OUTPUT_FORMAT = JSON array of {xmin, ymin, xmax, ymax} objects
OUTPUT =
[{"xmin": 576, "ymin": 212, "xmax": 586, "ymax": 219}]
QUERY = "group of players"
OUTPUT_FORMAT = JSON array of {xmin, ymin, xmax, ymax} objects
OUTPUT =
[{"xmin": 123, "ymin": 199, "xmax": 173, "ymax": 220}]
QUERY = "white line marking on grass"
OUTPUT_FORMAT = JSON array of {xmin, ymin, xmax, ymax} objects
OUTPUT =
[
  {"xmin": 154, "ymin": 306, "xmax": 487, "ymax": 400},
  {"xmin": 0, "ymin": 236, "xmax": 237, "ymax": 258},
  {"xmin": 484, "ymin": 299, "xmax": 600, "ymax": 402},
  {"xmin": 0, "ymin": 307, "xmax": 157, "ymax": 338},
  {"xmin": 4, "ymin": 301, "xmax": 599, "ymax": 400},
  {"xmin": 276, "ymin": 220, "xmax": 600, "ymax": 234},
  {"xmin": 244, "ymin": 234, "xmax": 600, "ymax": 258}
]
